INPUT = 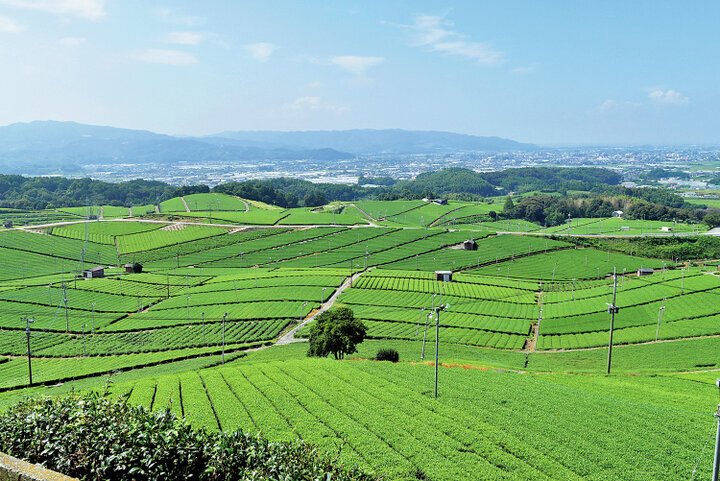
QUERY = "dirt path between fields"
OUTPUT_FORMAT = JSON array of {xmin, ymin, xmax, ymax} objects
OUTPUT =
[{"xmin": 276, "ymin": 269, "xmax": 369, "ymax": 345}]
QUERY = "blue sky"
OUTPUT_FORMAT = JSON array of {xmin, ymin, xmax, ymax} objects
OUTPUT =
[{"xmin": 0, "ymin": 0, "xmax": 717, "ymax": 145}]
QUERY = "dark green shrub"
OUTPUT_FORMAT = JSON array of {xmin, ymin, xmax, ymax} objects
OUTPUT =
[
  {"xmin": 376, "ymin": 348, "xmax": 399, "ymax": 362},
  {"xmin": 0, "ymin": 392, "xmax": 372, "ymax": 481}
]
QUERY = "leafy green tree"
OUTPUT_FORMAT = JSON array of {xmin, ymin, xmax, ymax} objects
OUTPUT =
[
  {"xmin": 307, "ymin": 307, "xmax": 367, "ymax": 360},
  {"xmin": 703, "ymin": 213, "xmax": 720, "ymax": 228},
  {"xmin": 503, "ymin": 196, "xmax": 515, "ymax": 214}
]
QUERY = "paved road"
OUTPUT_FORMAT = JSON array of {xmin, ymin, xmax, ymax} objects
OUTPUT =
[{"xmin": 276, "ymin": 269, "xmax": 368, "ymax": 345}]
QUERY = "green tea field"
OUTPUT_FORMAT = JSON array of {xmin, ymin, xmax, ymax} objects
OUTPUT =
[{"xmin": 1, "ymin": 197, "xmax": 720, "ymax": 480}]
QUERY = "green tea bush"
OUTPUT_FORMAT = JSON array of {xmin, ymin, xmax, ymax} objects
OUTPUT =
[
  {"xmin": 376, "ymin": 348, "xmax": 399, "ymax": 362},
  {"xmin": 0, "ymin": 392, "xmax": 372, "ymax": 481}
]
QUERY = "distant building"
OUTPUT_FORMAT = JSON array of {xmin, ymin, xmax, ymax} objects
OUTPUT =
[
  {"xmin": 612, "ymin": 210, "xmax": 623, "ymax": 218},
  {"xmin": 621, "ymin": 226, "xmax": 630, "ymax": 231},
  {"xmin": 435, "ymin": 270, "xmax": 453, "ymax": 282},
  {"xmin": 660, "ymin": 226, "xmax": 671, "ymax": 232},
  {"xmin": 462, "ymin": 239, "xmax": 478, "ymax": 251},
  {"xmin": 2, "ymin": 220, "xmax": 12, "ymax": 228},
  {"xmin": 124, "ymin": 263, "xmax": 143, "ymax": 273},
  {"xmin": 637, "ymin": 268, "xmax": 654, "ymax": 276},
  {"xmin": 423, "ymin": 198, "xmax": 448, "ymax": 206},
  {"xmin": 82, "ymin": 266, "xmax": 105, "ymax": 279}
]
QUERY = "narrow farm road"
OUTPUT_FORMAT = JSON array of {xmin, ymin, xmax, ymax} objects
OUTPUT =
[
  {"xmin": 181, "ymin": 196, "xmax": 191, "ymax": 212},
  {"xmin": 276, "ymin": 269, "xmax": 368, "ymax": 345}
]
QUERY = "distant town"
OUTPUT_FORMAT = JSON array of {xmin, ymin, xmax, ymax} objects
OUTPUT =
[{"xmin": 80, "ymin": 146, "xmax": 720, "ymax": 189}]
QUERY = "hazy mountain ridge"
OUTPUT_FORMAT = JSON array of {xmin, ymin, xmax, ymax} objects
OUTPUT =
[
  {"xmin": 0, "ymin": 121, "xmax": 535, "ymax": 174},
  {"xmin": 210, "ymin": 128, "xmax": 537, "ymax": 154},
  {"xmin": 0, "ymin": 121, "xmax": 355, "ymax": 172}
]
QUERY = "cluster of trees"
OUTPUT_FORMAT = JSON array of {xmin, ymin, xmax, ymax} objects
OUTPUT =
[
  {"xmin": 0, "ymin": 174, "xmax": 173, "ymax": 210},
  {"xmin": 214, "ymin": 178, "xmax": 365, "ymax": 208},
  {"xmin": 393, "ymin": 168, "xmax": 498, "ymax": 197},
  {"xmin": 570, "ymin": 236, "xmax": 720, "ymax": 261},
  {"xmin": 481, "ymin": 167, "xmax": 622, "ymax": 193},
  {"xmin": 171, "ymin": 184, "xmax": 210, "ymax": 197},
  {"xmin": 502, "ymin": 191, "xmax": 714, "ymax": 226},
  {"xmin": 639, "ymin": 168, "xmax": 690, "ymax": 182},
  {"xmin": 357, "ymin": 175, "xmax": 396, "ymax": 186}
]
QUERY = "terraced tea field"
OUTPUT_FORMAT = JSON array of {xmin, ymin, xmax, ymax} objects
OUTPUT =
[{"xmin": 1, "ymin": 202, "xmax": 720, "ymax": 480}]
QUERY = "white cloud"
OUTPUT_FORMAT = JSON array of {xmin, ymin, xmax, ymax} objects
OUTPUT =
[
  {"xmin": 244, "ymin": 42, "xmax": 278, "ymax": 62},
  {"xmin": 0, "ymin": 15, "xmax": 25, "ymax": 32},
  {"xmin": 286, "ymin": 96, "xmax": 349, "ymax": 114},
  {"xmin": 648, "ymin": 89, "xmax": 689, "ymax": 105},
  {"xmin": 156, "ymin": 8, "xmax": 203, "ymax": 26},
  {"xmin": 593, "ymin": 98, "xmax": 643, "ymax": 113},
  {"xmin": 597, "ymin": 99, "xmax": 617, "ymax": 112},
  {"xmin": 59, "ymin": 36, "xmax": 85, "ymax": 46},
  {"xmin": 0, "ymin": 0, "xmax": 106, "ymax": 20},
  {"xmin": 160, "ymin": 32, "xmax": 204, "ymax": 46},
  {"xmin": 132, "ymin": 48, "xmax": 197, "ymax": 66},
  {"xmin": 512, "ymin": 66, "xmax": 534, "ymax": 74},
  {"xmin": 330, "ymin": 55, "xmax": 384, "ymax": 76},
  {"xmin": 395, "ymin": 14, "xmax": 504, "ymax": 66}
]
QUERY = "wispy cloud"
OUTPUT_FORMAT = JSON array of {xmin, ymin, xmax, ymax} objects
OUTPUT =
[
  {"xmin": 131, "ymin": 48, "xmax": 197, "ymax": 66},
  {"xmin": 0, "ymin": 15, "xmax": 25, "ymax": 32},
  {"xmin": 393, "ymin": 14, "xmax": 503, "ymax": 66},
  {"xmin": 330, "ymin": 55, "xmax": 384, "ymax": 76},
  {"xmin": 0, "ymin": 0, "xmax": 106, "ymax": 20},
  {"xmin": 648, "ymin": 89, "xmax": 689, "ymax": 106},
  {"xmin": 59, "ymin": 36, "xmax": 85, "ymax": 46},
  {"xmin": 593, "ymin": 98, "xmax": 644, "ymax": 113},
  {"xmin": 244, "ymin": 42, "xmax": 278, "ymax": 62},
  {"xmin": 285, "ymin": 96, "xmax": 349, "ymax": 114},
  {"xmin": 155, "ymin": 7, "xmax": 203, "ymax": 26},
  {"xmin": 160, "ymin": 32, "xmax": 205, "ymax": 46}
]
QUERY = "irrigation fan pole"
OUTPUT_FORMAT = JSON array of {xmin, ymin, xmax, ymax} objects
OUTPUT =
[
  {"xmin": 655, "ymin": 298, "xmax": 665, "ymax": 342},
  {"xmin": 24, "ymin": 316, "xmax": 34, "ymax": 385},
  {"xmin": 606, "ymin": 267, "xmax": 619, "ymax": 375},
  {"xmin": 221, "ymin": 312, "xmax": 227, "ymax": 364},
  {"xmin": 434, "ymin": 304, "xmax": 446, "ymax": 399}
]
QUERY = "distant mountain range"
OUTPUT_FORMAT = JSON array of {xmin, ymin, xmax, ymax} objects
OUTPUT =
[
  {"xmin": 0, "ymin": 121, "xmax": 536, "ymax": 173},
  {"xmin": 208, "ymin": 128, "xmax": 536, "ymax": 154}
]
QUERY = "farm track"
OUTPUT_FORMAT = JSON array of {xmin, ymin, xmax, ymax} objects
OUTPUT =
[
  {"xmin": 180, "ymin": 197, "xmax": 191, "ymax": 213},
  {"xmin": 428, "ymin": 205, "xmax": 470, "ymax": 227},
  {"xmin": 277, "ymin": 269, "xmax": 369, "ymax": 345}
]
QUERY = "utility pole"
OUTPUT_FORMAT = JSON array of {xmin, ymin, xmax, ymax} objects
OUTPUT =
[
  {"xmin": 24, "ymin": 316, "xmax": 34, "ymax": 385},
  {"xmin": 62, "ymin": 282, "xmax": 69, "ymax": 332},
  {"xmin": 221, "ymin": 312, "xmax": 227, "ymax": 364},
  {"xmin": 655, "ymin": 298, "xmax": 665, "ymax": 341},
  {"xmin": 414, "ymin": 308, "xmax": 426, "ymax": 339},
  {"xmin": 606, "ymin": 267, "xmax": 619, "ymax": 375},
  {"xmin": 434, "ymin": 304, "xmax": 446, "ymax": 399},
  {"xmin": 82, "ymin": 324, "xmax": 87, "ymax": 356},
  {"xmin": 91, "ymin": 302, "xmax": 95, "ymax": 332},
  {"xmin": 421, "ymin": 311, "xmax": 431, "ymax": 360},
  {"xmin": 681, "ymin": 268, "xmax": 685, "ymax": 295}
]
